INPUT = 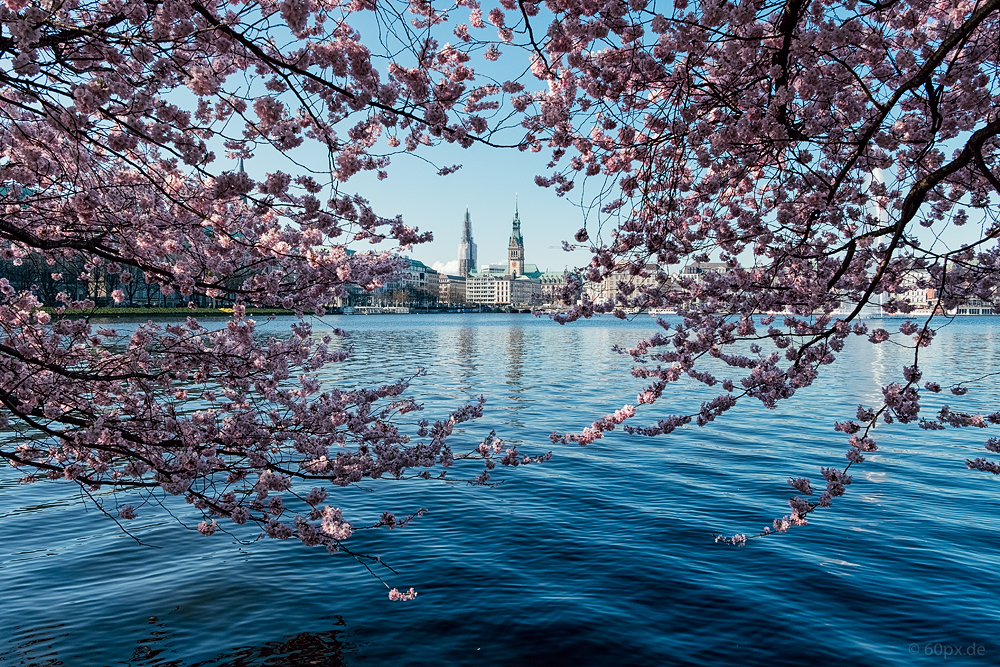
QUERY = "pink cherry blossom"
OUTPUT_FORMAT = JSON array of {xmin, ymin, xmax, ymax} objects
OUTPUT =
[
  {"xmin": 1, "ymin": 0, "xmax": 998, "ymax": 588},
  {"xmin": 518, "ymin": 0, "xmax": 1000, "ymax": 546}
]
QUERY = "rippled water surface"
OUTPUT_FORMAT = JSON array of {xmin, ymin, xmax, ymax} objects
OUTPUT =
[{"xmin": 2, "ymin": 313, "xmax": 999, "ymax": 666}]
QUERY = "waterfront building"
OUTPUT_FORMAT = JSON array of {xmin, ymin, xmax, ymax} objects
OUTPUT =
[
  {"xmin": 680, "ymin": 262, "xmax": 731, "ymax": 278},
  {"xmin": 585, "ymin": 263, "xmax": 666, "ymax": 306},
  {"xmin": 466, "ymin": 272, "xmax": 541, "ymax": 306},
  {"xmin": 675, "ymin": 262, "xmax": 733, "ymax": 308},
  {"xmin": 466, "ymin": 272, "xmax": 498, "ymax": 304},
  {"xmin": 457, "ymin": 209, "xmax": 477, "ymax": 278},
  {"xmin": 479, "ymin": 263, "xmax": 509, "ymax": 276},
  {"xmin": 897, "ymin": 269, "xmax": 934, "ymax": 309},
  {"xmin": 538, "ymin": 271, "xmax": 581, "ymax": 305},
  {"xmin": 496, "ymin": 274, "xmax": 541, "ymax": 306},
  {"xmin": 439, "ymin": 273, "xmax": 467, "ymax": 305},
  {"xmin": 955, "ymin": 298, "xmax": 998, "ymax": 315},
  {"xmin": 348, "ymin": 257, "xmax": 441, "ymax": 308},
  {"xmin": 389, "ymin": 258, "xmax": 440, "ymax": 306}
]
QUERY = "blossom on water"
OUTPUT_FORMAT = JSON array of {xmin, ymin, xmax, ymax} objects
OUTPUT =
[
  {"xmin": 388, "ymin": 587, "xmax": 418, "ymax": 601},
  {"xmin": 714, "ymin": 533, "xmax": 747, "ymax": 546},
  {"xmin": 967, "ymin": 458, "xmax": 1000, "ymax": 475}
]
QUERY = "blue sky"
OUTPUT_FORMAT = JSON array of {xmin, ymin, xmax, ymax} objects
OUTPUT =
[
  {"xmin": 343, "ymin": 140, "xmax": 594, "ymax": 274},
  {"xmin": 234, "ymin": 128, "xmax": 596, "ymax": 275}
]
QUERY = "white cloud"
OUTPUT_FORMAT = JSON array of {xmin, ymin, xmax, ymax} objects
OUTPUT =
[{"xmin": 432, "ymin": 259, "xmax": 460, "ymax": 275}]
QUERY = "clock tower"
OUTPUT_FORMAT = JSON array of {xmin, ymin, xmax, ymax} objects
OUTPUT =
[{"xmin": 507, "ymin": 200, "xmax": 525, "ymax": 277}]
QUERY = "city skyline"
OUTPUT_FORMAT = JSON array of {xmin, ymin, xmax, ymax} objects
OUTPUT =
[
  {"xmin": 421, "ymin": 198, "xmax": 589, "ymax": 277},
  {"xmin": 228, "ymin": 134, "xmax": 597, "ymax": 274}
]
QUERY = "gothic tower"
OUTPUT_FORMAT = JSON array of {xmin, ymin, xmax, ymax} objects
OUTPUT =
[
  {"xmin": 508, "ymin": 200, "xmax": 525, "ymax": 276},
  {"xmin": 457, "ymin": 208, "xmax": 477, "ymax": 277}
]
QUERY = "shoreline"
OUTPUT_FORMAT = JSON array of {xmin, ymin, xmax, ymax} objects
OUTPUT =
[
  {"xmin": 39, "ymin": 306, "xmax": 1000, "ymax": 319},
  {"xmin": 40, "ymin": 306, "xmax": 541, "ymax": 318}
]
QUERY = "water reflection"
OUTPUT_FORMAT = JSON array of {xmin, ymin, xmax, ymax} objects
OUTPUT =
[
  {"xmin": 501, "ymin": 326, "xmax": 529, "ymax": 431},
  {"xmin": 506, "ymin": 326, "xmax": 525, "ymax": 390},
  {"xmin": 454, "ymin": 326, "xmax": 476, "ymax": 393},
  {"xmin": 6, "ymin": 621, "xmax": 66, "ymax": 667},
  {"xmin": 176, "ymin": 629, "xmax": 348, "ymax": 667},
  {"xmin": 4, "ymin": 620, "xmax": 350, "ymax": 667},
  {"xmin": 850, "ymin": 323, "xmax": 895, "ymax": 405}
]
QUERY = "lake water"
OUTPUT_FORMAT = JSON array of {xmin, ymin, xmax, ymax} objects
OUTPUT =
[{"xmin": 1, "ymin": 313, "xmax": 999, "ymax": 666}]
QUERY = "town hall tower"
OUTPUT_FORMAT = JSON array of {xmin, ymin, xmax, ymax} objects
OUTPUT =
[{"xmin": 508, "ymin": 201, "xmax": 525, "ymax": 276}]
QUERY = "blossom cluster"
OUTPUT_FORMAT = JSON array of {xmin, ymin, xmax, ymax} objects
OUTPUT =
[
  {"xmin": 2, "ymin": 0, "xmax": 999, "ymax": 576},
  {"xmin": 519, "ymin": 0, "xmax": 1000, "ymax": 543},
  {"xmin": 0, "ymin": 0, "xmax": 574, "ymax": 596}
]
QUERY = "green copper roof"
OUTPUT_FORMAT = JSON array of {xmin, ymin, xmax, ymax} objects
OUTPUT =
[{"xmin": 509, "ymin": 200, "xmax": 523, "ymax": 246}]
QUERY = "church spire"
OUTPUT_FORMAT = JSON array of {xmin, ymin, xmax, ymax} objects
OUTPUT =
[
  {"xmin": 457, "ymin": 208, "xmax": 477, "ymax": 277},
  {"xmin": 509, "ymin": 198, "xmax": 523, "ymax": 246},
  {"xmin": 463, "ymin": 207, "xmax": 474, "ymax": 242}
]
